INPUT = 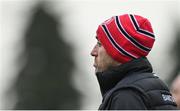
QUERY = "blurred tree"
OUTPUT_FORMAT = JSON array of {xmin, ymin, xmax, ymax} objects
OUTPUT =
[{"xmin": 12, "ymin": 3, "xmax": 80, "ymax": 109}]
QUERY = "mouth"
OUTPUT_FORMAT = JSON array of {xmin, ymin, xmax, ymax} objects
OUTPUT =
[
  {"xmin": 93, "ymin": 59, "xmax": 97, "ymax": 68},
  {"xmin": 93, "ymin": 64, "xmax": 97, "ymax": 68}
]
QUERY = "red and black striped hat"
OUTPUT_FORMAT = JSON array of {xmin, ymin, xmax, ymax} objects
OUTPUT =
[{"xmin": 96, "ymin": 14, "xmax": 155, "ymax": 63}]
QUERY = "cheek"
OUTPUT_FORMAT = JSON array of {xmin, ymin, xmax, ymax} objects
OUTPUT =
[
  {"xmin": 98, "ymin": 49, "xmax": 111, "ymax": 66},
  {"xmin": 96, "ymin": 49, "xmax": 105, "ymax": 64},
  {"xmin": 96, "ymin": 52, "xmax": 103, "ymax": 65},
  {"xmin": 98, "ymin": 49, "xmax": 106, "ymax": 61}
]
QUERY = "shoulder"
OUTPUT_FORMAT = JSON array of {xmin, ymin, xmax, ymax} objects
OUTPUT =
[{"xmin": 109, "ymin": 88, "xmax": 147, "ymax": 109}]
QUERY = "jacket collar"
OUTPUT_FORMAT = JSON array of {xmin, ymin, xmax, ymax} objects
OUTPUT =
[{"xmin": 96, "ymin": 57, "xmax": 153, "ymax": 96}]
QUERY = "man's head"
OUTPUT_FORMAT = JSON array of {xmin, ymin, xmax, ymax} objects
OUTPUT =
[
  {"xmin": 91, "ymin": 38, "xmax": 120, "ymax": 73},
  {"xmin": 91, "ymin": 14, "xmax": 155, "ymax": 73},
  {"xmin": 171, "ymin": 74, "xmax": 180, "ymax": 108}
]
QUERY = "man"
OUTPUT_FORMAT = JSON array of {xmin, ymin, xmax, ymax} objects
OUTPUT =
[
  {"xmin": 171, "ymin": 74, "xmax": 180, "ymax": 109},
  {"xmin": 91, "ymin": 14, "xmax": 177, "ymax": 109}
]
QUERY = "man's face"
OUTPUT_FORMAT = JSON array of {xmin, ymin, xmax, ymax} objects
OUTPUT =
[
  {"xmin": 171, "ymin": 75, "xmax": 180, "ymax": 109},
  {"xmin": 91, "ymin": 38, "xmax": 119, "ymax": 73}
]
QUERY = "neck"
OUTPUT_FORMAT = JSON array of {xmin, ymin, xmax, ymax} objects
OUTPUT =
[{"xmin": 96, "ymin": 57, "xmax": 153, "ymax": 96}]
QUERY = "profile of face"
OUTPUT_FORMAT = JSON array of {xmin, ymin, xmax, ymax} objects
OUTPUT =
[
  {"xmin": 91, "ymin": 37, "xmax": 120, "ymax": 73},
  {"xmin": 171, "ymin": 75, "xmax": 180, "ymax": 109}
]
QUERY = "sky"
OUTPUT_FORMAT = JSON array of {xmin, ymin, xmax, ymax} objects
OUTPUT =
[{"xmin": 0, "ymin": 0, "xmax": 180, "ymax": 109}]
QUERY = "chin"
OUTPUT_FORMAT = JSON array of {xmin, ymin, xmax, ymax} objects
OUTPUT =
[{"xmin": 95, "ymin": 67, "xmax": 105, "ymax": 73}]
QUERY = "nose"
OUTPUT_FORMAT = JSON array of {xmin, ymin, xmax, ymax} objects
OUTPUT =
[{"xmin": 91, "ymin": 45, "xmax": 98, "ymax": 57}]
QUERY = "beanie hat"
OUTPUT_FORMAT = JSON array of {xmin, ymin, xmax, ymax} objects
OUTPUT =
[{"xmin": 96, "ymin": 14, "xmax": 155, "ymax": 63}]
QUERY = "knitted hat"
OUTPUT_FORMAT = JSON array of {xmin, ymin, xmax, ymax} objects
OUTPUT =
[{"xmin": 96, "ymin": 14, "xmax": 155, "ymax": 63}]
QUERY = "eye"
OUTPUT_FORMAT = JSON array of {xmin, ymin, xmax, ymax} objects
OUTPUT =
[{"xmin": 97, "ymin": 41, "xmax": 102, "ymax": 47}]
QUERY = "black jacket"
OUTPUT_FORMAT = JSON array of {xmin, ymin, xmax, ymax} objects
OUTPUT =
[{"xmin": 96, "ymin": 57, "xmax": 177, "ymax": 110}]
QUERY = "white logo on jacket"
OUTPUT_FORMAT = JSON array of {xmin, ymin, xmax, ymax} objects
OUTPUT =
[{"xmin": 162, "ymin": 94, "xmax": 175, "ymax": 103}]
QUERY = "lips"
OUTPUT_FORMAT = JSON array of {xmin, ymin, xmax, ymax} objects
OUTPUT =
[
  {"xmin": 93, "ymin": 59, "xmax": 97, "ymax": 68},
  {"xmin": 93, "ymin": 64, "xmax": 97, "ymax": 68}
]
